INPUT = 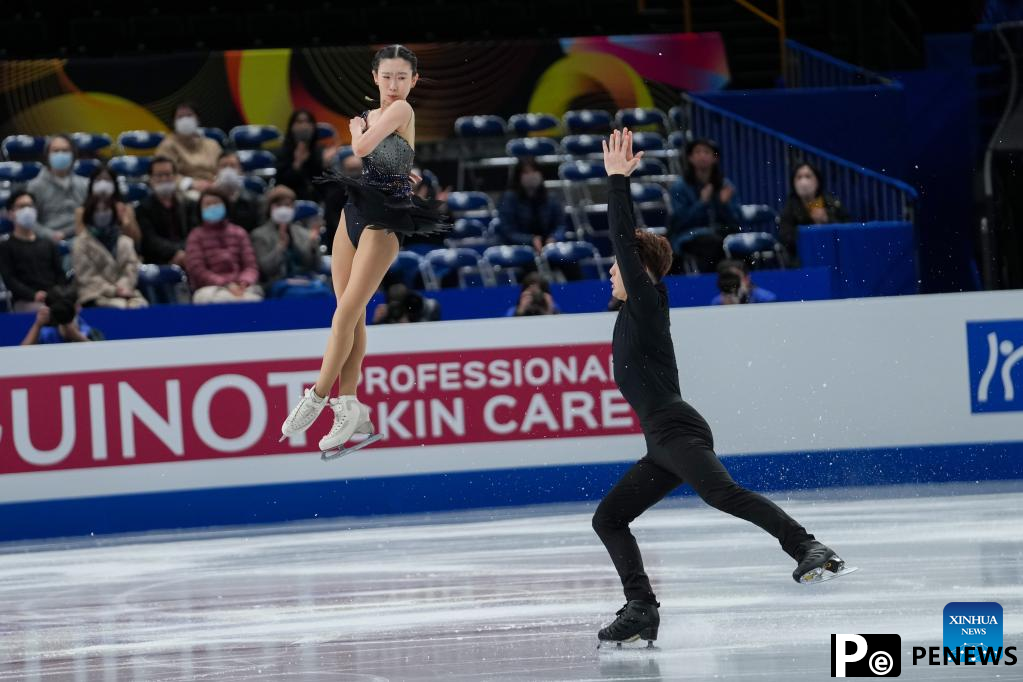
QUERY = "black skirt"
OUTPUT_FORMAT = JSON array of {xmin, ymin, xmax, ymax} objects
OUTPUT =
[{"xmin": 315, "ymin": 169, "xmax": 451, "ymax": 239}]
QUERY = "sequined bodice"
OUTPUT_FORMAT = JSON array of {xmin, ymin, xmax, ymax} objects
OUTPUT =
[{"xmin": 363, "ymin": 123, "xmax": 415, "ymax": 199}]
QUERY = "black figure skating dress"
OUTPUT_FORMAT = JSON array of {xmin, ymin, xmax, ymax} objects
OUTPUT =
[{"xmin": 317, "ymin": 112, "xmax": 450, "ymax": 247}]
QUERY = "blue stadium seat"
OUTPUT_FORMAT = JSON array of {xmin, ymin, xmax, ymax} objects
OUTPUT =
[
  {"xmin": 454, "ymin": 115, "xmax": 507, "ymax": 138},
  {"xmin": 445, "ymin": 217, "xmax": 494, "ymax": 252},
  {"xmin": 631, "ymin": 158, "xmax": 669, "ymax": 178},
  {"xmin": 507, "ymin": 113, "xmax": 561, "ymax": 136},
  {"xmin": 236, "ymin": 149, "xmax": 276, "ymax": 174},
  {"xmin": 668, "ymin": 106, "xmax": 685, "ymax": 130},
  {"xmin": 542, "ymin": 240, "xmax": 605, "ymax": 280},
  {"xmin": 316, "ymin": 122, "xmax": 338, "ymax": 141},
  {"xmin": 672, "ymin": 227, "xmax": 719, "ymax": 273},
  {"xmin": 243, "ymin": 175, "xmax": 268, "ymax": 195},
  {"xmin": 723, "ymin": 232, "xmax": 787, "ymax": 269},
  {"xmin": 403, "ymin": 243, "xmax": 439, "ymax": 257},
  {"xmin": 0, "ymin": 161, "xmax": 43, "ymax": 183},
  {"xmin": 229, "ymin": 125, "xmax": 281, "ymax": 149},
  {"xmin": 446, "ymin": 191, "xmax": 495, "ymax": 219},
  {"xmin": 122, "ymin": 182, "xmax": 151, "ymax": 203},
  {"xmin": 630, "ymin": 181, "xmax": 670, "ymax": 231},
  {"xmin": 335, "ymin": 145, "xmax": 355, "ymax": 162},
  {"xmin": 70, "ymin": 132, "xmax": 112, "ymax": 155},
  {"xmin": 558, "ymin": 160, "xmax": 604, "ymax": 182},
  {"xmin": 293, "ymin": 199, "xmax": 322, "ymax": 222},
  {"xmin": 137, "ymin": 264, "xmax": 189, "ymax": 304},
  {"xmin": 2, "ymin": 135, "xmax": 47, "ymax": 161},
  {"xmin": 388, "ymin": 251, "xmax": 428, "ymax": 289},
  {"xmin": 199, "ymin": 127, "xmax": 227, "ymax": 146},
  {"xmin": 615, "ymin": 108, "xmax": 669, "ymax": 131},
  {"xmin": 739, "ymin": 204, "xmax": 779, "ymax": 233},
  {"xmin": 483, "ymin": 244, "xmax": 539, "ymax": 285},
  {"xmin": 561, "ymin": 134, "xmax": 604, "ymax": 157},
  {"xmin": 630, "ymin": 132, "xmax": 666, "ymax": 153},
  {"xmin": 563, "ymin": 110, "xmax": 612, "ymax": 134},
  {"xmin": 118, "ymin": 130, "xmax": 165, "ymax": 153},
  {"xmin": 424, "ymin": 248, "xmax": 492, "ymax": 289},
  {"xmin": 667, "ymin": 130, "xmax": 687, "ymax": 150},
  {"xmin": 73, "ymin": 158, "xmax": 102, "ymax": 178},
  {"xmin": 108, "ymin": 155, "xmax": 152, "ymax": 178},
  {"xmin": 506, "ymin": 137, "xmax": 559, "ymax": 158}
]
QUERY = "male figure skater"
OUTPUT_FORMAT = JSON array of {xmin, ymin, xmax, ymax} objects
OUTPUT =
[{"xmin": 593, "ymin": 129, "xmax": 853, "ymax": 649}]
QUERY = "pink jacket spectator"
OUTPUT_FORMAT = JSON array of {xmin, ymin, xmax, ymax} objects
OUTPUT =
[{"xmin": 184, "ymin": 220, "xmax": 259, "ymax": 289}]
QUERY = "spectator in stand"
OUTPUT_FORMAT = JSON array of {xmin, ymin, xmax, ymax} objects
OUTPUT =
[
  {"xmin": 185, "ymin": 188, "xmax": 263, "ymax": 303},
  {"xmin": 26, "ymin": 134, "xmax": 89, "ymax": 241},
  {"xmin": 154, "ymin": 102, "xmax": 222, "ymax": 192},
  {"xmin": 710, "ymin": 259, "xmax": 777, "ymax": 305},
  {"xmin": 497, "ymin": 158, "xmax": 566, "ymax": 251},
  {"xmin": 372, "ymin": 283, "xmax": 441, "ymax": 324},
  {"xmin": 668, "ymin": 138, "xmax": 741, "ymax": 272},
  {"xmin": 137, "ymin": 156, "xmax": 199, "ymax": 266},
  {"xmin": 72, "ymin": 181, "xmax": 148, "ymax": 309},
  {"xmin": 0, "ymin": 191, "xmax": 68, "ymax": 312},
  {"xmin": 215, "ymin": 150, "xmax": 263, "ymax": 232},
  {"xmin": 505, "ymin": 272, "xmax": 561, "ymax": 317},
  {"xmin": 74, "ymin": 166, "xmax": 141, "ymax": 244},
  {"xmin": 250, "ymin": 185, "xmax": 328, "ymax": 298},
  {"xmin": 274, "ymin": 109, "xmax": 326, "ymax": 201},
  {"xmin": 778, "ymin": 162, "xmax": 850, "ymax": 264},
  {"xmin": 20, "ymin": 286, "xmax": 104, "ymax": 345}
]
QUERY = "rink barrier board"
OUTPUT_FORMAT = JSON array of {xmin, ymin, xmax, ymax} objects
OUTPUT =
[
  {"xmin": 0, "ymin": 441, "xmax": 1021, "ymax": 543},
  {"xmin": 1, "ymin": 290, "xmax": 1022, "ymax": 542}
]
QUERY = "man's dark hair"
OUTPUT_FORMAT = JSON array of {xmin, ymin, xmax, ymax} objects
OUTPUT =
[
  {"xmin": 45, "ymin": 286, "xmax": 78, "ymax": 326},
  {"xmin": 634, "ymin": 229, "xmax": 673, "ymax": 281},
  {"xmin": 150, "ymin": 155, "xmax": 177, "ymax": 175},
  {"xmin": 6, "ymin": 190, "xmax": 33, "ymax": 211}
]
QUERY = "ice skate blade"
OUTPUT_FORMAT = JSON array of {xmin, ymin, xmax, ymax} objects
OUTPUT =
[
  {"xmin": 320, "ymin": 433, "xmax": 383, "ymax": 461},
  {"xmin": 597, "ymin": 637, "xmax": 659, "ymax": 652},
  {"xmin": 799, "ymin": 565, "xmax": 859, "ymax": 584}
]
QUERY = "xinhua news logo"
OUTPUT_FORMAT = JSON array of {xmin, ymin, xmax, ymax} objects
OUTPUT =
[
  {"xmin": 966, "ymin": 320, "xmax": 1023, "ymax": 413},
  {"xmin": 909, "ymin": 601, "xmax": 1017, "ymax": 668},
  {"xmin": 831, "ymin": 634, "xmax": 901, "ymax": 677},
  {"xmin": 944, "ymin": 602, "xmax": 1002, "ymax": 663}
]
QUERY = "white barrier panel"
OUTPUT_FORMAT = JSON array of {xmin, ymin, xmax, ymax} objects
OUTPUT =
[{"xmin": 0, "ymin": 291, "xmax": 1021, "ymax": 517}]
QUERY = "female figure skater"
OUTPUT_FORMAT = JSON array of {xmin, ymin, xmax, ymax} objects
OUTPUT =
[
  {"xmin": 280, "ymin": 45, "xmax": 448, "ymax": 457},
  {"xmin": 593, "ymin": 129, "xmax": 852, "ymax": 649}
]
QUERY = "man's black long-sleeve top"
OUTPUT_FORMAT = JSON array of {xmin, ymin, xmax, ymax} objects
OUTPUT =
[{"xmin": 609, "ymin": 174, "xmax": 684, "ymax": 423}]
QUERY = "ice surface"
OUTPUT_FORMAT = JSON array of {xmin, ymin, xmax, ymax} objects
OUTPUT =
[{"xmin": 1, "ymin": 482, "xmax": 1020, "ymax": 680}]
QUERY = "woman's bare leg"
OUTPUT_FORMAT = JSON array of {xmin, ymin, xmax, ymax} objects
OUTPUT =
[{"xmin": 313, "ymin": 227, "xmax": 399, "ymax": 398}]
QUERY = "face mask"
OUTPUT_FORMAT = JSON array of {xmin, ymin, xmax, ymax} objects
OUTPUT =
[
  {"xmin": 49, "ymin": 150, "xmax": 73, "ymax": 171},
  {"xmin": 175, "ymin": 115, "xmax": 199, "ymax": 136},
  {"xmin": 794, "ymin": 178, "xmax": 817, "ymax": 198},
  {"xmin": 215, "ymin": 167, "xmax": 243, "ymax": 191},
  {"xmin": 271, "ymin": 205, "xmax": 295, "ymax": 225},
  {"xmin": 92, "ymin": 208, "xmax": 114, "ymax": 228},
  {"xmin": 92, "ymin": 179, "xmax": 115, "ymax": 197},
  {"xmin": 521, "ymin": 172, "xmax": 543, "ymax": 190},
  {"xmin": 293, "ymin": 127, "xmax": 314, "ymax": 142},
  {"xmin": 202, "ymin": 203, "xmax": 226, "ymax": 223},
  {"xmin": 14, "ymin": 206, "xmax": 37, "ymax": 229},
  {"xmin": 154, "ymin": 181, "xmax": 177, "ymax": 198}
]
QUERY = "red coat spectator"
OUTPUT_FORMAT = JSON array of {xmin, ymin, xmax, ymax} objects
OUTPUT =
[{"xmin": 184, "ymin": 188, "xmax": 263, "ymax": 303}]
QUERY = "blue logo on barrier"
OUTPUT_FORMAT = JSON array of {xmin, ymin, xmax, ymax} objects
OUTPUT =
[
  {"xmin": 944, "ymin": 602, "xmax": 1003, "ymax": 663},
  {"xmin": 967, "ymin": 320, "xmax": 1023, "ymax": 413}
]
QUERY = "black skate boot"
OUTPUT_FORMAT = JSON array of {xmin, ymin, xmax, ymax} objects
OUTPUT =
[
  {"xmin": 793, "ymin": 540, "xmax": 858, "ymax": 584},
  {"xmin": 597, "ymin": 600, "xmax": 659, "ymax": 649}
]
